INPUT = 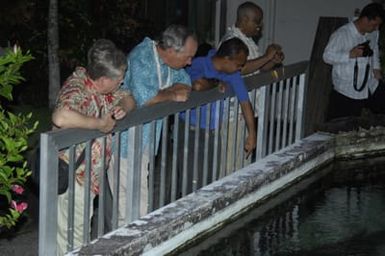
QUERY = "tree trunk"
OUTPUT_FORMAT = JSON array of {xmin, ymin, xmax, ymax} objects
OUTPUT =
[{"xmin": 47, "ymin": 0, "xmax": 60, "ymax": 109}]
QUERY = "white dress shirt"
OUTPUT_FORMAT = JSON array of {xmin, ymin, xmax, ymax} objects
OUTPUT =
[{"xmin": 323, "ymin": 21, "xmax": 380, "ymax": 99}]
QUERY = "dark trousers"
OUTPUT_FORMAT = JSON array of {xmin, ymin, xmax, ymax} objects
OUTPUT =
[{"xmin": 327, "ymin": 81, "xmax": 385, "ymax": 121}]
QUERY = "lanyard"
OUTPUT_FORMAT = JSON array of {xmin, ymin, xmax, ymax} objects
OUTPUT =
[
  {"xmin": 153, "ymin": 42, "xmax": 171, "ymax": 89},
  {"xmin": 353, "ymin": 57, "xmax": 370, "ymax": 92}
]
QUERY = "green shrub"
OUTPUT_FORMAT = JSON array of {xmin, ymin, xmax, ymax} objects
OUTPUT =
[{"xmin": 0, "ymin": 46, "xmax": 37, "ymax": 230}]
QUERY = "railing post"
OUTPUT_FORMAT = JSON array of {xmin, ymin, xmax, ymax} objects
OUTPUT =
[
  {"xmin": 39, "ymin": 133, "xmax": 59, "ymax": 256},
  {"xmin": 288, "ymin": 77, "xmax": 296, "ymax": 144},
  {"xmin": 219, "ymin": 98, "xmax": 230, "ymax": 178},
  {"xmin": 268, "ymin": 82, "xmax": 277, "ymax": 155},
  {"xmin": 126, "ymin": 126, "xmax": 142, "ymax": 221},
  {"xmin": 295, "ymin": 73, "xmax": 306, "ymax": 140},
  {"xmin": 112, "ymin": 134, "xmax": 121, "ymax": 229},
  {"xmin": 212, "ymin": 101, "xmax": 221, "ymax": 181},
  {"xmin": 97, "ymin": 137, "xmax": 106, "ymax": 237},
  {"xmin": 275, "ymin": 81, "xmax": 284, "ymax": 152},
  {"xmin": 256, "ymin": 86, "xmax": 267, "ymax": 160},
  {"xmin": 82, "ymin": 142, "xmax": 92, "ymax": 244},
  {"xmin": 160, "ymin": 117, "xmax": 169, "ymax": 205}
]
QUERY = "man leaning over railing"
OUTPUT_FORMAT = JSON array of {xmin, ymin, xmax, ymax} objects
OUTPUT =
[
  {"xmin": 116, "ymin": 24, "xmax": 198, "ymax": 224},
  {"xmin": 51, "ymin": 39, "xmax": 135, "ymax": 255},
  {"xmin": 178, "ymin": 38, "xmax": 257, "ymax": 194}
]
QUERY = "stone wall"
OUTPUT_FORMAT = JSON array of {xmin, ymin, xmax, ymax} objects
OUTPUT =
[
  {"xmin": 74, "ymin": 133, "xmax": 335, "ymax": 256},
  {"xmin": 335, "ymin": 127, "xmax": 385, "ymax": 159}
]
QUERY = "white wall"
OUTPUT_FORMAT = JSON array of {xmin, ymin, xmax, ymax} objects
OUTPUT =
[{"xmin": 225, "ymin": 0, "xmax": 372, "ymax": 64}]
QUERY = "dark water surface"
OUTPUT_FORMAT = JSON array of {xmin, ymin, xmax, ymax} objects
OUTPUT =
[{"xmin": 175, "ymin": 159, "xmax": 385, "ymax": 256}]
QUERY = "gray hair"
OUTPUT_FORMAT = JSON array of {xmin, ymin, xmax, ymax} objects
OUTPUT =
[
  {"xmin": 158, "ymin": 24, "xmax": 197, "ymax": 52},
  {"xmin": 87, "ymin": 39, "xmax": 127, "ymax": 80}
]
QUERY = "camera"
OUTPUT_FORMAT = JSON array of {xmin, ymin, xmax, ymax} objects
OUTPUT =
[{"xmin": 358, "ymin": 40, "xmax": 373, "ymax": 57}]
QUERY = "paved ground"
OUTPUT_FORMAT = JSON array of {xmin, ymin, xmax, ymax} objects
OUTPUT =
[{"xmin": 0, "ymin": 185, "xmax": 39, "ymax": 256}]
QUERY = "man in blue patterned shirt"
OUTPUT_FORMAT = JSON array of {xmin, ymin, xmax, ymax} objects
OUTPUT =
[{"xmin": 111, "ymin": 25, "xmax": 197, "ymax": 224}]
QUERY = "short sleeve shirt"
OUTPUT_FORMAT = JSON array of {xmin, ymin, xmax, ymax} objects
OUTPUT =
[
  {"xmin": 120, "ymin": 37, "xmax": 191, "ymax": 156},
  {"xmin": 183, "ymin": 49, "xmax": 249, "ymax": 129},
  {"xmin": 56, "ymin": 67, "xmax": 130, "ymax": 194}
]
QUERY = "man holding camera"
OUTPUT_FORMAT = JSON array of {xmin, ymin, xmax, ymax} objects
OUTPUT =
[{"xmin": 323, "ymin": 3, "xmax": 385, "ymax": 120}]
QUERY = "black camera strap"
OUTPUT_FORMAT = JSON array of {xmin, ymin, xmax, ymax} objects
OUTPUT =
[{"xmin": 353, "ymin": 58, "xmax": 370, "ymax": 92}]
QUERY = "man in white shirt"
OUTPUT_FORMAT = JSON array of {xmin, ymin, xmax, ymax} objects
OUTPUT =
[
  {"xmin": 220, "ymin": 1, "xmax": 284, "ymax": 77},
  {"xmin": 323, "ymin": 3, "xmax": 385, "ymax": 120},
  {"xmin": 219, "ymin": 2, "xmax": 284, "ymax": 171}
]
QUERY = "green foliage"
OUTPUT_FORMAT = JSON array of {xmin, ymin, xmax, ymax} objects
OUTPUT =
[
  {"xmin": 0, "ymin": 47, "xmax": 33, "ymax": 101},
  {"xmin": 0, "ymin": 209, "xmax": 21, "ymax": 229},
  {"xmin": 0, "ymin": 47, "xmax": 36, "ymax": 230}
]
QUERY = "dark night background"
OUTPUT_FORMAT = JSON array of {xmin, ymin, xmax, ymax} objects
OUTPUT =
[{"xmin": 0, "ymin": 0, "xmax": 197, "ymax": 107}]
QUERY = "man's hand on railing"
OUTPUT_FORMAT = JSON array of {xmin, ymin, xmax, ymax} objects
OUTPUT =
[
  {"xmin": 146, "ymin": 83, "xmax": 191, "ymax": 106},
  {"xmin": 192, "ymin": 78, "xmax": 227, "ymax": 93},
  {"xmin": 264, "ymin": 44, "xmax": 279, "ymax": 61},
  {"xmin": 112, "ymin": 105, "xmax": 132, "ymax": 120},
  {"xmin": 272, "ymin": 49, "xmax": 285, "ymax": 65},
  {"xmin": 260, "ymin": 44, "xmax": 285, "ymax": 72},
  {"xmin": 244, "ymin": 133, "xmax": 257, "ymax": 159},
  {"xmin": 98, "ymin": 113, "xmax": 116, "ymax": 133},
  {"xmin": 112, "ymin": 106, "xmax": 125, "ymax": 120},
  {"xmin": 114, "ymin": 94, "xmax": 136, "ymax": 119},
  {"xmin": 191, "ymin": 78, "xmax": 225, "ymax": 92},
  {"xmin": 169, "ymin": 83, "xmax": 191, "ymax": 102},
  {"xmin": 217, "ymin": 81, "xmax": 227, "ymax": 93}
]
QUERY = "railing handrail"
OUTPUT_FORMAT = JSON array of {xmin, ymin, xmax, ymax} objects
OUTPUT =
[{"xmin": 43, "ymin": 61, "xmax": 309, "ymax": 150}]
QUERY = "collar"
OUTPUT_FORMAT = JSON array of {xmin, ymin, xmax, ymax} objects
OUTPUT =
[
  {"xmin": 228, "ymin": 25, "xmax": 248, "ymax": 41},
  {"xmin": 351, "ymin": 21, "xmax": 366, "ymax": 37},
  {"xmin": 84, "ymin": 76, "xmax": 101, "ymax": 95}
]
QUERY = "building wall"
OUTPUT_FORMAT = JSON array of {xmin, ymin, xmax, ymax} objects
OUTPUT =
[{"xmin": 225, "ymin": 0, "xmax": 372, "ymax": 64}]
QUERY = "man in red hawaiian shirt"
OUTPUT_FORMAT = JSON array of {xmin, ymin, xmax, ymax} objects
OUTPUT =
[{"xmin": 52, "ymin": 39, "xmax": 135, "ymax": 255}]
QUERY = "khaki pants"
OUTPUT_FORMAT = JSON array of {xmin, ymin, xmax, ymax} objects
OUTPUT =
[
  {"xmin": 225, "ymin": 115, "xmax": 252, "ymax": 174},
  {"xmin": 57, "ymin": 182, "xmax": 94, "ymax": 255},
  {"xmin": 108, "ymin": 153, "xmax": 149, "ymax": 227}
]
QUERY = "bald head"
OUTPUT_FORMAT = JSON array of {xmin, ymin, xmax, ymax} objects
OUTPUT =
[
  {"xmin": 236, "ymin": 2, "xmax": 263, "ymax": 23},
  {"xmin": 235, "ymin": 2, "xmax": 263, "ymax": 37}
]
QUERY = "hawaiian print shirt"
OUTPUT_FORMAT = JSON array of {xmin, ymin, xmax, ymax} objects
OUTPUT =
[{"xmin": 55, "ymin": 67, "xmax": 130, "ymax": 194}]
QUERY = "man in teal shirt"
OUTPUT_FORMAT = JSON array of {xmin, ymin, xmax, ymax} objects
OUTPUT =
[{"xmin": 112, "ymin": 25, "xmax": 197, "ymax": 224}]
